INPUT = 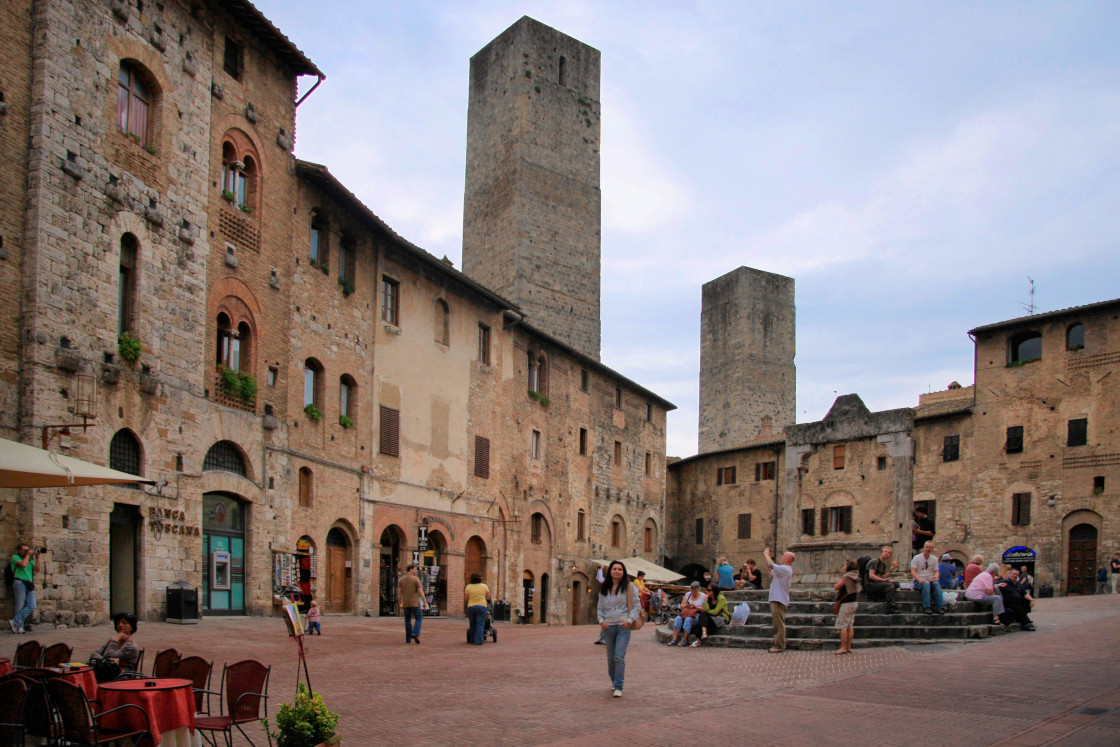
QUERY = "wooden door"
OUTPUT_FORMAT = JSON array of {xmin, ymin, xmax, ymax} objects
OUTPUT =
[
  {"xmin": 327, "ymin": 545, "xmax": 347, "ymax": 610},
  {"xmin": 464, "ymin": 537, "xmax": 485, "ymax": 586},
  {"xmin": 1067, "ymin": 524, "xmax": 1097, "ymax": 595},
  {"xmin": 571, "ymin": 580, "xmax": 582, "ymax": 625}
]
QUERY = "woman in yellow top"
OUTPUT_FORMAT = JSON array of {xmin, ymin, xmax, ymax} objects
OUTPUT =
[{"xmin": 464, "ymin": 573, "xmax": 491, "ymax": 645}]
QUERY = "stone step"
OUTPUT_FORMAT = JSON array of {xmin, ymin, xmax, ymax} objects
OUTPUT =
[
  {"xmin": 729, "ymin": 612, "xmax": 995, "ymax": 627},
  {"xmin": 655, "ymin": 624, "xmax": 1013, "ymax": 649}
]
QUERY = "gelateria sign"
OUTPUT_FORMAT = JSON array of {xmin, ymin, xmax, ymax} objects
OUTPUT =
[{"xmin": 1002, "ymin": 546, "xmax": 1037, "ymax": 565}]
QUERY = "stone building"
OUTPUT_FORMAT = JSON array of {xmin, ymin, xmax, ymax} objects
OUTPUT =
[
  {"xmin": 669, "ymin": 272, "xmax": 1118, "ymax": 596},
  {"xmin": 2, "ymin": 3, "xmax": 671, "ymax": 628}
]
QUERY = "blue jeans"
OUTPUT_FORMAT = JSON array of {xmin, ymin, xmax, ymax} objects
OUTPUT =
[
  {"xmin": 672, "ymin": 616, "xmax": 695, "ymax": 634},
  {"xmin": 916, "ymin": 580, "xmax": 944, "ymax": 610},
  {"xmin": 602, "ymin": 624, "xmax": 631, "ymax": 690},
  {"xmin": 467, "ymin": 605, "xmax": 488, "ymax": 645},
  {"xmin": 13, "ymin": 581, "xmax": 36, "ymax": 630},
  {"xmin": 308, "ymin": 621, "xmax": 321, "ymax": 634},
  {"xmin": 403, "ymin": 607, "xmax": 423, "ymax": 641}
]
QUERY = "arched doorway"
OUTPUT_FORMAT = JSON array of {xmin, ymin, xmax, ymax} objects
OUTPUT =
[
  {"xmin": 540, "ymin": 573, "xmax": 550, "ymax": 623},
  {"xmin": 1068, "ymin": 524, "xmax": 1098, "ymax": 595},
  {"xmin": 202, "ymin": 492, "xmax": 248, "ymax": 615},
  {"xmin": 325, "ymin": 527, "xmax": 352, "ymax": 612},
  {"xmin": 379, "ymin": 526, "xmax": 404, "ymax": 616},
  {"xmin": 425, "ymin": 530, "xmax": 448, "ymax": 614},
  {"xmin": 522, "ymin": 570, "xmax": 535, "ymax": 623},
  {"xmin": 465, "ymin": 536, "xmax": 486, "ymax": 587}
]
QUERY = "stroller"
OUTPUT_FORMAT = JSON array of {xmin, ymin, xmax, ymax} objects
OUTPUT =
[{"xmin": 467, "ymin": 603, "xmax": 498, "ymax": 644}]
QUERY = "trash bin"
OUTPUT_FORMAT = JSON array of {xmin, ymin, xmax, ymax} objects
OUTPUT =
[
  {"xmin": 493, "ymin": 600, "xmax": 510, "ymax": 622},
  {"xmin": 166, "ymin": 581, "xmax": 200, "ymax": 624}
]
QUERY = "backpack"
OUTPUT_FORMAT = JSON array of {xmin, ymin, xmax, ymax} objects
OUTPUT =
[{"xmin": 856, "ymin": 556, "xmax": 873, "ymax": 590}]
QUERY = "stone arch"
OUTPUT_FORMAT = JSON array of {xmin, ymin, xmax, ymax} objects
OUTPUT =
[
  {"xmin": 1063, "ymin": 509, "xmax": 1102, "ymax": 595},
  {"xmin": 200, "ymin": 439, "xmax": 255, "ymax": 485}
]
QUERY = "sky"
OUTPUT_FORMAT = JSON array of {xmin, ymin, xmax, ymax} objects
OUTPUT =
[{"xmin": 253, "ymin": 1, "xmax": 1120, "ymax": 459}]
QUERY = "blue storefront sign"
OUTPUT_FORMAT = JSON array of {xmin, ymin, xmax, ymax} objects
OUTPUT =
[{"xmin": 1003, "ymin": 546, "xmax": 1037, "ymax": 565}]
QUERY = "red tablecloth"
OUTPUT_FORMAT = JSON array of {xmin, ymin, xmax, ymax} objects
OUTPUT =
[
  {"xmin": 98, "ymin": 678, "xmax": 196, "ymax": 747},
  {"xmin": 0, "ymin": 658, "xmax": 10, "ymax": 677},
  {"xmin": 53, "ymin": 666, "xmax": 98, "ymax": 701}
]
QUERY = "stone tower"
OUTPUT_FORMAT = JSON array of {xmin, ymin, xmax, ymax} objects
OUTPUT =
[
  {"xmin": 462, "ymin": 17, "xmax": 602, "ymax": 360},
  {"xmin": 699, "ymin": 266, "xmax": 796, "ymax": 452}
]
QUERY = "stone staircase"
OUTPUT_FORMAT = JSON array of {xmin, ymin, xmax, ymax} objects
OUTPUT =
[{"xmin": 655, "ymin": 588, "xmax": 1011, "ymax": 650}]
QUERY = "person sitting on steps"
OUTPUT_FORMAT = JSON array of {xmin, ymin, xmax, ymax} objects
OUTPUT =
[
  {"xmin": 910, "ymin": 541, "xmax": 946, "ymax": 615},
  {"xmin": 996, "ymin": 568, "xmax": 1036, "ymax": 631},
  {"xmin": 864, "ymin": 545, "xmax": 901, "ymax": 614},
  {"xmin": 668, "ymin": 581, "xmax": 706, "ymax": 647}
]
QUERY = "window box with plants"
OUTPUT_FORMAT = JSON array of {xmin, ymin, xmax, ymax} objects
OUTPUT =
[
  {"xmin": 338, "ymin": 415, "xmax": 353, "ymax": 429},
  {"xmin": 219, "ymin": 366, "xmax": 258, "ymax": 405},
  {"xmin": 528, "ymin": 390, "xmax": 550, "ymax": 407},
  {"xmin": 118, "ymin": 332, "xmax": 142, "ymax": 364},
  {"xmin": 304, "ymin": 403, "xmax": 322, "ymax": 422}
]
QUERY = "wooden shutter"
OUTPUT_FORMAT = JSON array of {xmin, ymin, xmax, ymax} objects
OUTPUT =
[
  {"xmin": 841, "ymin": 506, "xmax": 853, "ymax": 533},
  {"xmin": 379, "ymin": 405, "xmax": 399, "ymax": 457},
  {"xmin": 474, "ymin": 436, "xmax": 490, "ymax": 479},
  {"xmin": 820, "ymin": 506, "xmax": 830, "ymax": 536},
  {"xmin": 802, "ymin": 508, "xmax": 815, "ymax": 536},
  {"xmin": 755, "ymin": 463, "xmax": 761, "ymax": 481},
  {"xmin": 1020, "ymin": 494, "xmax": 1029, "ymax": 525},
  {"xmin": 738, "ymin": 513, "xmax": 751, "ymax": 539}
]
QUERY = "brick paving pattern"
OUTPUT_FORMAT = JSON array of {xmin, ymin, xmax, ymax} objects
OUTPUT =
[{"xmin": 8, "ymin": 595, "xmax": 1120, "ymax": 745}]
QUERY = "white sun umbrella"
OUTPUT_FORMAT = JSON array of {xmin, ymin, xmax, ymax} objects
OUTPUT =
[{"xmin": 0, "ymin": 437, "xmax": 155, "ymax": 488}]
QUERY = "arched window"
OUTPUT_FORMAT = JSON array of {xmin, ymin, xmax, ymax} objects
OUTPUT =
[
  {"xmin": 610, "ymin": 515, "xmax": 625, "ymax": 548},
  {"xmin": 434, "ymin": 299, "xmax": 450, "ymax": 346},
  {"xmin": 109, "ymin": 429, "xmax": 143, "ymax": 481},
  {"xmin": 309, "ymin": 210, "xmax": 329, "ymax": 267},
  {"xmin": 1067, "ymin": 323, "xmax": 1085, "ymax": 351},
  {"xmin": 339, "ymin": 375, "xmax": 356, "ymax": 421},
  {"xmin": 220, "ymin": 133, "xmax": 259, "ymax": 212},
  {"xmin": 531, "ymin": 512, "xmax": 545, "ymax": 544},
  {"xmin": 118, "ymin": 234, "xmax": 138, "ymax": 335},
  {"xmin": 203, "ymin": 440, "xmax": 247, "ymax": 477},
  {"xmin": 304, "ymin": 358, "xmax": 323, "ymax": 408},
  {"xmin": 644, "ymin": 518, "xmax": 657, "ymax": 553},
  {"xmin": 216, "ymin": 313, "xmax": 241, "ymax": 371},
  {"xmin": 528, "ymin": 351, "xmax": 548, "ymax": 395},
  {"xmin": 118, "ymin": 61, "xmax": 153, "ymax": 147},
  {"xmin": 298, "ymin": 467, "xmax": 313, "ymax": 507},
  {"xmin": 1008, "ymin": 331, "xmax": 1042, "ymax": 364}
]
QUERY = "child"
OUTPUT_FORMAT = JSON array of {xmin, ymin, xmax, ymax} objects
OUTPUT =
[{"xmin": 307, "ymin": 600, "xmax": 322, "ymax": 634}]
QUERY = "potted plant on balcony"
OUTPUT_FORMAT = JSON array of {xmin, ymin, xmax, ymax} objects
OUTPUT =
[{"xmin": 267, "ymin": 684, "xmax": 340, "ymax": 747}]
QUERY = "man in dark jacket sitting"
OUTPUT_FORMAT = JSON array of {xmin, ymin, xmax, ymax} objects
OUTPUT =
[{"xmin": 996, "ymin": 568, "xmax": 1035, "ymax": 631}]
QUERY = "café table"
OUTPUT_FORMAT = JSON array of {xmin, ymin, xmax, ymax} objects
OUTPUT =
[
  {"xmin": 98, "ymin": 677, "xmax": 200, "ymax": 747},
  {"xmin": 53, "ymin": 664, "xmax": 98, "ymax": 700},
  {"xmin": 0, "ymin": 657, "xmax": 10, "ymax": 677}
]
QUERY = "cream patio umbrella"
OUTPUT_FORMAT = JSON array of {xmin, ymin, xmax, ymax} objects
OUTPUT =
[{"xmin": 0, "ymin": 437, "xmax": 155, "ymax": 488}]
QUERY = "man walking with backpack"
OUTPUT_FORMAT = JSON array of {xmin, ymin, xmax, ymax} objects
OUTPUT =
[{"xmin": 9, "ymin": 542, "xmax": 40, "ymax": 634}]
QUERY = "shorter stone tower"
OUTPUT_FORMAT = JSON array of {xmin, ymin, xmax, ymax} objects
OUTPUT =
[{"xmin": 699, "ymin": 266, "xmax": 796, "ymax": 452}]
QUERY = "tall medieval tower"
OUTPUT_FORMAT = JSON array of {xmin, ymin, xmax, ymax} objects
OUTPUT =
[
  {"xmin": 699, "ymin": 267, "xmax": 796, "ymax": 452},
  {"xmin": 462, "ymin": 17, "xmax": 602, "ymax": 360}
]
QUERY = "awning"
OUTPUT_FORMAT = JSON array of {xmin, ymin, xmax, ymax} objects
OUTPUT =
[
  {"xmin": 590, "ymin": 557, "xmax": 685, "ymax": 584},
  {"xmin": 0, "ymin": 437, "xmax": 155, "ymax": 488}
]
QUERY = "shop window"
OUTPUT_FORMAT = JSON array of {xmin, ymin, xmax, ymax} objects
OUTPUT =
[
  {"xmin": 531, "ymin": 513, "xmax": 544, "ymax": 544},
  {"xmin": 477, "ymin": 323, "xmax": 490, "ymax": 365},
  {"xmin": 109, "ymin": 429, "xmax": 143, "ymax": 482},
  {"xmin": 298, "ymin": 467, "xmax": 312, "ymax": 507},
  {"xmin": 309, "ymin": 211, "xmax": 329, "ymax": 269},
  {"xmin": 118, "ymin": 233, "xmax": 137, "ymax": 335},
  {"xmin": 755, "ymin": 461, "xmax": 776, "ymax": 481},
  {"xmin": 303, "ymin": 358, "xmax": 323, "ymax": 408},
  {"xmin": 224, "ymin": 36, "xmax": 243, "ymax": 78},
  {"xmin": 339, "ymin": 375, "xmax": 356, "ymax": 420},
  {"xmin": 1066, "ymin": 323, "xmax": 1085, "ymax": 351},
  {"xmin": 820, "ymin": 505, "xmax": 853, "ymax": 535},
  {"xmin": 474, "ymin": 436, "xmax": 490, "ymax": 479},
  {"xmin": 943, "ymin": 435, "xmax": 960, "ymax": 462},
  {"xmin": 1067, "ymin": 418, "xmax": 1087, "ymax": 447},
  {"xmin": 379, "ymin": 405, "xmax": 400, "ymax": 457},
  {"xmin": 737, "ymin": 513, "xmax": 752, "ymax": 540},
  {"xmin": 1006, "ymin": 426, "xmax": 1024, "ymax": 454},
  {"xmin": 695, "ymin": 518, "xmax": 704, "ymax": 544},
  {"xmin": 203, "ymin": 440, "xmax": 247, "ymax": 476},
  {"xmin": 833, "ymin": 445, "xmax": 846, "ymax": 470},
  {"xmin": 117, "ymin": 61, "xmax": 153, "ymax": 147},
  {"xmin": 577, "ymin": 510, "xmax": 586, "ymax": 541},
  {"xmin": 717, "ymin": 466, "xmax": 737, "ymax": 485},
  {"xmin": 1011, "ymin": 493, "xmax": 1031, "ymax": 526},
  {"xmin": 1008, "ymin": 331, "xmax": 1042, "ymax": 364},
  {"xmin": 578, "ymin": 427, "xmax": 588, "ymax": 456},
  {"xmin": 434, "ymin": 299, "xmax": 450, "ymax": 345},
  {"xmin": 801, "ymin": 508, "xmax": 815, "ymax": 536},
  {"xmin": 381, "ymin": 276, "xmax": 399, "ymax": 326},
  {"xmin": 531, "ymin": 430, "xmax": 541, "ymax": 460}
]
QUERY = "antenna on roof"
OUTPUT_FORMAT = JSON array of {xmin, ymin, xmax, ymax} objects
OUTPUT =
[{"xmin": 1020, "ymin": 277, "xmax": 1037, "ymax": 316}]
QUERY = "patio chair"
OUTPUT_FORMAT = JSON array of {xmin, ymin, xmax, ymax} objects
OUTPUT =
[
  {"xmin": 111, "ymin": 647, "xmax": 148, "ymax": 680},
  {"xmin": 40, "ymin": 642, "xmax": 74, "ymax": 668},
  {"xmin": 13, "ymin": 640, "xmax": 43, "ymax": 668},
  {"xmin": 47, "ymin": 677, "xmax": 152, "ymax": 747},
  {"xmin": 170, "ymin": 655, "xmax": 214, "ymax": 714},
  {"xmin": 0, "ymin": 676, "xmax": 28, "ymax": 746},
  {"xmin": 22, "ymin": 676, "xmax": 62, "ymax": 744},
  {"xmin": 151, "ymin": 647, "xmax": 180, "ymax": 678},
  {"xmin": 195, "ymin": 660, "xmax": 272, "ymax": 747}
]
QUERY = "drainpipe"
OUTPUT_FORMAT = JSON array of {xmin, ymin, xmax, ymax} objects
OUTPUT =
[{"xmin": 295, "ymin": 74, "xmax": 324, "ymax": 108}]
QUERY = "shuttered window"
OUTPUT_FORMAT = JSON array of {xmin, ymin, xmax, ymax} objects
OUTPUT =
[
  {"xmin": 737, "ymin": 513, "xmax": 752, "ymax": 539},
  {"xmin": 1067, "ymin": 418, "xmax": 1087, "ymax": 447},
  {"xmin": 801, "ymin": 508, "xmax": 815, "ymax": 536},
  {"xmin": 755, "ymin": 461, "xmax": 776, "ymax": 481},
  {"xmin": 943, "ymin": 435, "xmax": 960, "ymax": 462},
  {"xmin": 1006, "ymin": 426, "xmax": 1024, "ymax": 454},
  {"xmin": 833, "ymin": 445, "xmax": 846, "ymax": 469},
  {"xmin": 379, "ymin": 406, "xmax": 400, "ymax": 457},
  {"xmin": 1011, "ymin": 493, "xmax": 1031, "ymax": 526},
  {"xmin": 822, "ymin": 506, "xmax": 853, "ymax": 534},
  {"xmin": 474, "ymin": 436, "xmax": 490, "ymax": 479}
]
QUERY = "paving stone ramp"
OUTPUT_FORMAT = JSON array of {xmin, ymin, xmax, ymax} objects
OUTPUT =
[{"xmin": 655, "ymin": 588, "xmax": 1013, "ymax": 650}]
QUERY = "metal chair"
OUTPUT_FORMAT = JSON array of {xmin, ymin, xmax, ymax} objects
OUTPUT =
[
  {"xmin": 13, "ymin": 640, "xmax": 43, "ymax": 668},
  {"xmin": 0, "ymin": 677, "xmax": 28, "ymax": 746},
  {"xmin": 47, "ymin": 677, "xmax": 152, "ymax": 747},
  {"xmin": 195, "ymin": 660, "xmax": 272, "ymax": 747},
  {"xmin": 21, "ymin": 675, "xmax": 62, "ymax": 744},
  {"xmin": 169, "ymin": 655, "xmax": 214, "ymax": 714},
  {"xmin": 40, "ymin": 642, "xmax": 74, "ymax": 668},
  {"xmin": 151, "ymin": 647, "xmax": 180, "ymax": 678}
]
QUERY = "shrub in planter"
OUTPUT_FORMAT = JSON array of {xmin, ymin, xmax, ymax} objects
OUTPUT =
[
  {"xmin": 267, "ymin": 684, "xmax": 340, "ymax": 747},
  {"xmin": 238, "ymin": 372, "xmax": 258, "ymax": 403}
]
